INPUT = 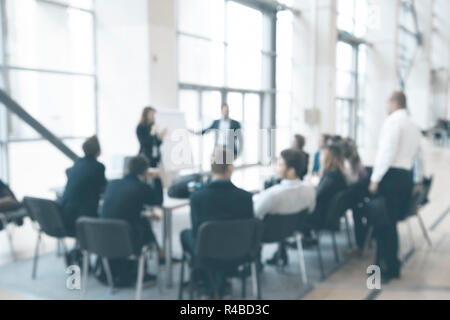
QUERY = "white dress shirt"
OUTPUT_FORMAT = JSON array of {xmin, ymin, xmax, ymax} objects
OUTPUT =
[
  {"xmin": 253, "ymin": 179, "xmax": 316, "ymax": 219},
  {"xmin": 371, "ymin": 109, "xmax": 424, "ymax": 183},
  {"xmin": 217, "ymin": 118, "xmax": 231, "ymax": 147}
]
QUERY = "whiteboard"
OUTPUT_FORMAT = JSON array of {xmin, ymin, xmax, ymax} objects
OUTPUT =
[{"xmin": 155, "ymin": 109, "xmax": 194, "ymax": 172}]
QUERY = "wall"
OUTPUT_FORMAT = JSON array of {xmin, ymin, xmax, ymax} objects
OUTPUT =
[{"xmin": 95, "ymin": 0, "xmax": 177, "ymax": 177}]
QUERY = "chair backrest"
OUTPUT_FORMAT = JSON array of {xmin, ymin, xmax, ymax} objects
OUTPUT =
[
  {"xmin": 195, "ymin": 218, "xmax": 263, "ymax": 265},
  {"xmin": 76, "ymin": 217, "xmax": 135, "ymax": 259},
  {"xmin": 403, "ymin": 176, "xmax": 434, "ymax": 220},
  {"xmin": 23, "ymin": 197, "xmax": 67, "ymax": 238},
  {"xmin": 262, "ymin": 211, "xmax": 307, "ymax": 244},
  {"xmin": 324, "ymin": 188, "xmax": 355, "ymax": 231}
]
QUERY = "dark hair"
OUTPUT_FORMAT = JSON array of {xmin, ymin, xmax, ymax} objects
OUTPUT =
[
  {"xmin": 280, "ymin": 149, "xmax": 306, "ymax": 179},
  {"xmin": 139, "ymin": 106, "xmax": 156, "ymax": 125},
  {"xmin": 390, "ymin": 91, "xmax": 407, "ymax": 109},
  {"xmin": 210, "ymin": 148, "xmax": 234, "ymax": 175},
  {"xmin": 128, "ymin": 155, "xmax": 149, "ymax": 176},
  {"xmin": 82, "ymin": 136, "xmax": 101, "ymax": 158},
  {"xmin": 322, "ymin": 144, "xmax": 345, "ymax": 174},
  {"xmin": 294, "ymin": 134, "xmax": 306, "ymax": 150}
]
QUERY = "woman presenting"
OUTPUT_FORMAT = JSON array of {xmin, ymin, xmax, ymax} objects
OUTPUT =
[{"xmin": 136, "ymin": 106, "xmax": 167, "ymax": 168}]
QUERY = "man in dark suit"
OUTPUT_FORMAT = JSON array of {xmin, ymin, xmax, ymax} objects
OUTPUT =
[
  {"xmin": 192, "ymin": 103, "xmax": 243, "ymax": 158},
  {"xmin": 100, "ymin": 155, "xmax": 163, "ymax": 285},
  {"xmin": 180, "ymin": 148, "xmax": 254, "ymax": 297},
  {"xmin": 101, "ymin": 155, "xmax": 163, "ymax": 252},
  {"xmin": 60, "ymin": 136, "xmax": 106, "ymax": 236}
]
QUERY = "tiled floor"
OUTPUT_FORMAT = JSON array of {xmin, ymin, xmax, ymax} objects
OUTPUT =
[
  {"xmin": 304, "ymin": 141, "xmax": 450, "ymax": 300},
  {"xmin": 1, "ymin": 140, "xmax": 449, "ymax": 300}
]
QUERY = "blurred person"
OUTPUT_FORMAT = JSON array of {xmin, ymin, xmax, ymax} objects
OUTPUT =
[
  {"xmin": 312, "ymin": 134, "xmax": 332, "ymax": 175},
  {"xmin": 60, "ymin": 136, "xmax": 106, "ymax": 237},
  {"xmin": 292, "ymin": 134, "xmax": 310, "ymax": 180},
  {"xmin": 0, "ymin": 179, "xmax": 23, "ymax": 231},
  {"xmin": 100, "ymin": 155, "xmax": 164, "ymax": 286},
  {"xmin": 137, "ymin": 106, "xmax": 168, "ymax": 168},
  {"xmin": 254, "ymin": 149, "xmax": 315, "ymax": 266},
  {"xmin": 368, "ymin": 91, "xmax": 424, "ymax": 282},
  {"xmin": 301, "ymin": 144, "xmax": 348, "ymax": 245},
  {"xmin": 190, "ymin": 103, "xmax": 243, "ymax": 159},
  {"xmin": 180, "ymin": 148, "xmax": 253, "ymax": 298}
]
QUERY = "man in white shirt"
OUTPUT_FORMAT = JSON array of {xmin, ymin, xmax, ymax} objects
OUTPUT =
[
  {"xmin": 254, "ymin": 149, "xmax": 316, "ymax": 266},
  {"xmin": 369, "ymin": 91, "xmax": 424, "ymax": 282}
]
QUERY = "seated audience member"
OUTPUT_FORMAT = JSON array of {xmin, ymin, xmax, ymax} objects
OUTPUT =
[
  {"xmin": 180, "ymin": 148, "xmax": 254, "ymax": 298},
  {"xmin": 264, "ymin": 134, "xmax": 311, "ymax": 189},
  {"xmin": 254, "ymin": 149, "xmax": 316, "ymax": 266},
  {"xmin": 0, "ymin": 180, "xmax": 22, "ymax": 231},
  {"xmin": 292, "ymin": 134, "xmax": 310, "ymax": 180},
  {"xmin": 100, "ymin": 155, "xmax": 163, "ymax": 286},
  {"xmin": 342, "ymin": 138, "xmax": 368, "ymax": 185},
  {"xmin": 302, "ymin": 144, "xmax": 348, "ymax": 242},
  {"xmin": 60, "ymin": 136, "xmax": 106, "ymax": 236},
  {"xmin": 312, "ymin": 134, "xmax": 331, "ymax": 175}
]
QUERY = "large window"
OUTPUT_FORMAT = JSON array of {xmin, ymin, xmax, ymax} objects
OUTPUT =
[
  {"xmin": 0, "ymin": 0, "xmax": 96, "ymax": 197},
  {"xmin": 336, "ymin": 0, "xmax": 368, "ymax": 146},
  {"xmin": 177, "ymin": 0, "xmax": 290, "ymax": 170},
  {"xmin": 397, "ymin": 0, "xmax": 421, "ymax": 90}
]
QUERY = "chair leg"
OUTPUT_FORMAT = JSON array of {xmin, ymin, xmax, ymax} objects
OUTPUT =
[
  {"xmin": 344, "ymin": 213, "xmax": 353, "ymax": 249},
  {"xmin": 362, "ymin": 226, "xmax": 374, "ymax": 256},
  {"xmin": 82, "ymin": 251, "xmax": 89, "ymax": 300},
  {"xmin": 241, "ymin": 269, "xmax": 247, "ymax": 299},
  {"xmin": 189, "ymin": 268, "xmax": 195, "ymax": 300},
  {"xmin": 32, "ymin": 231, "xmax": 42, "ymax": 279},
  {"xmin": 407, "ymin": 219, "xmax": 415, "ymax": 252},
  {"xmin": 0, "ymin": 215, "xmax": 16, "ymax": 261},
  {"xmin": 102, "ymin": 258, "xmax": 115, "ymax": 295},
  {"xmin": 136, "ymin": 251, "xmax": 146, "ymax": 300},
  {"xmin": 417, "ymin": 213, "xmax": 432, "ymax": 247},
  {"xmin": 316, "ymin": 233, "xmax": 325, "ymax": 280},
  {"xmin": 178, "ymin": 254, "xmax": 186, "ymax": 300},
  {"xmin": 331, "ymin": 232, "xmax": 340, "ymax": 263},
  {"xmin": 251, "ymin": 261, "xmax": 261, "ymax": 300},
  {"xmin": 154, "ymin": 244, "xmax": 163, "ymax": 295},
  {"xmin": 295, "ymin": 233, "xmax": 308, "ymax": 285},
  {"xmin": 207, "ymin": 270, "xmax": 219, "ymax": 300}
]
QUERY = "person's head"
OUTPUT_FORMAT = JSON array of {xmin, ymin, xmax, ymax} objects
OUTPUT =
[
  {"xmin": 387, "ymin": 91, "xmax": 407, "ymax": 115},
  {"xmin": 319, "ymin": 134, "xmax": 332, "ymax": 148},
  {"xmin": 292, "ymin": 134, "xmax": 306, "ymax": 151},
  {"xmin": 320, "ymin": 144, "xmax": 345, "ymax": 175},
  {"xmin": 82, "ymin": 135, "xmax": 101, "ymax": 159},
  {"xmin": 221, "ymin": 103, "xmax": 230, "ymax": 119},
  {"xmin": 277, "ymin": 149, "xmax": 306, "ymax": 180},
  {"xmin": 210, "ymin": 148, "xmax": 234, "ymax": 179},
  {"xmin": 139, "ymin": 106, "xmax": 156, "ymax": 125},
  {"xmin": 128, "ymin": 155, "xmax": 149, "ymax": 180}
]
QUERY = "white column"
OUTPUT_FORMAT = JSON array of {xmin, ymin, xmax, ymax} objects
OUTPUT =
[
  {"xmin": 148, "ymin": 0, "xmax": 178, "ymax": 110},
  {"xmin": 361, "ymin": 0, "xmax": 400, "ymax": 163},
  {"xmin": 291, "ymin": 0, "xmax": 337, "ymax": 154}
]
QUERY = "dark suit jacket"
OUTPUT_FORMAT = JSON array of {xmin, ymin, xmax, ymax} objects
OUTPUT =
[
  {"xmin": 189, "ymin": 179, "xmax": 254, "ymax": 238},
  {"xmin": 60, "ymin": 157, "xmax": 106, "ymax": 235},
  {"xmin": 311, "ymin": 169, "xmax": 347, "ymax": 229},
  {"xmin": 101, "ymin": 175, "xmax": 163, "ymax": 248},
  {"xmin": 137, "ymin": 123, "xmax": 162, "ymax": 167},
  {"xmin": 201, "ymin": 119, "xmax": 243, "ymax": 156}
]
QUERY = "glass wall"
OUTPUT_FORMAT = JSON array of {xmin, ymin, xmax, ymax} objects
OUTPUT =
[
  {"xmin": 336, "ymin": 0, "xmax": 368, "ymax": 146},
  {"xmin": 0, "ymin": 0, "xmax": 96, "ymax": 197},
  {"xmin": 177, "ymin": 0, "xmax": 287, "ymax": 171}
]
